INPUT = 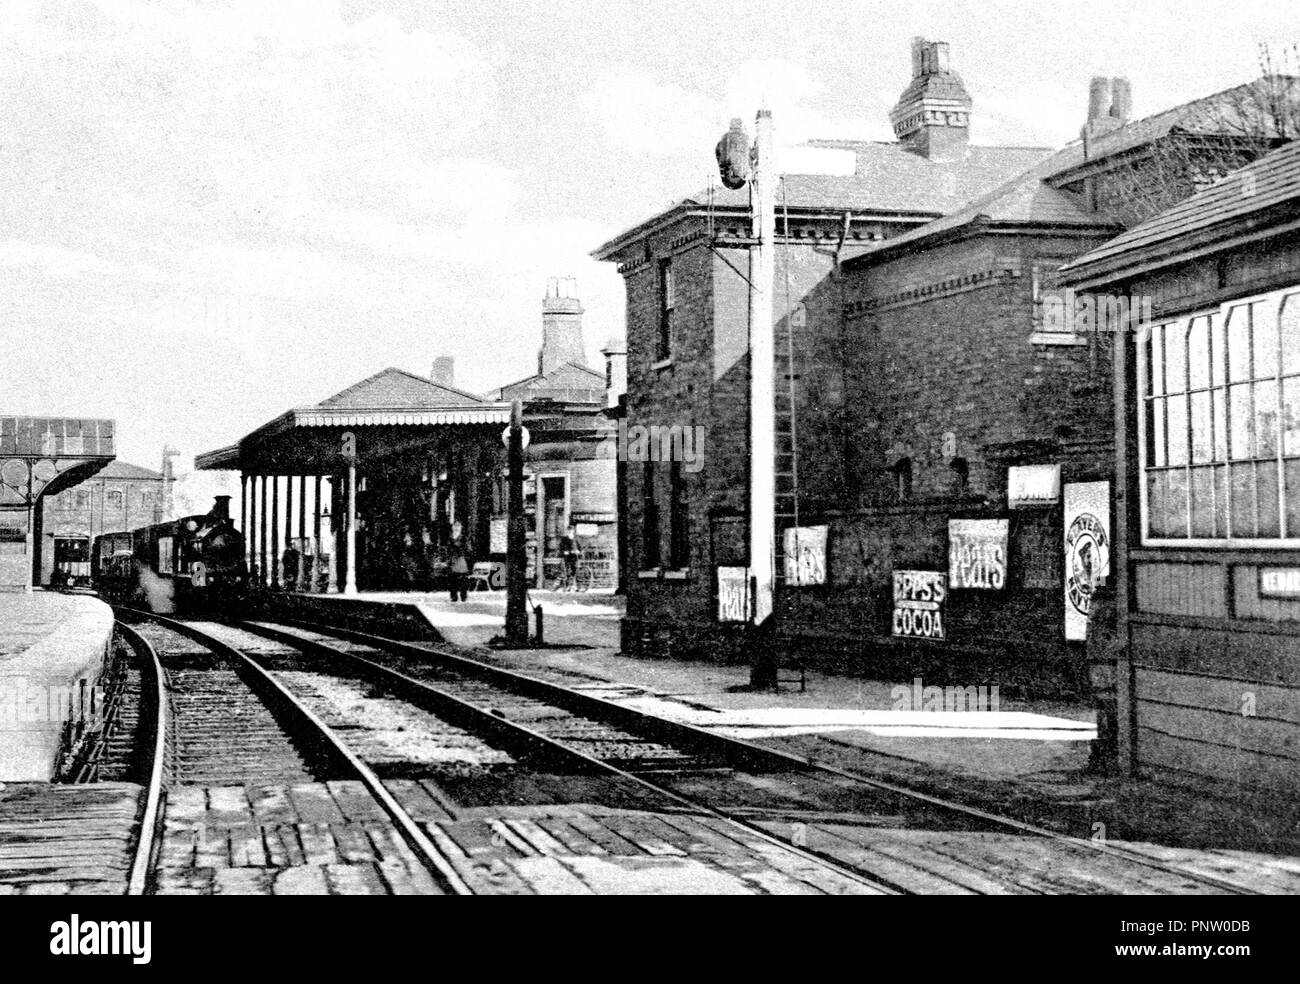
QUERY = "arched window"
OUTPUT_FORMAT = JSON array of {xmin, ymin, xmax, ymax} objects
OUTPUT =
[
  {"xmin": 106, "ymin": 490, "xmax": 123, "ymax": 509},
  {"xmin": 891, "ymin": 457, "xmax": 913, "ymax": 502}
]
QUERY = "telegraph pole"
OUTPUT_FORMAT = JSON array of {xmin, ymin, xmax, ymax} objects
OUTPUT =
[
  {"xmin": 748, "ymin": 109, "xmax": 778, "ymax": 689},
  {"xmin": 505, "ymin": 398, "xmax": 529, "ymax": 644}
]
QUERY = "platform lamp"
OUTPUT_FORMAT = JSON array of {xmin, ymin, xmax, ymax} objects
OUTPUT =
[{"xmin": 716, "ymin": 110, "xmax": 778, "ymax": 689}]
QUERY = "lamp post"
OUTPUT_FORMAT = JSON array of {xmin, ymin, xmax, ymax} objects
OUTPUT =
[
  {"xmin": 504, "ymin": 399, "xmax": 530, "ymax": 645},
  {"xmin": 719, "ymin": 109, "xmax": 779, "ymax": 689}
]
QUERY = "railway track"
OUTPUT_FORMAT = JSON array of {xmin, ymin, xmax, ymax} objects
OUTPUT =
[
  {"xmin": 114, "ymin": 614, "xmax": 469, "ymax": 895},
  {"xmin": 118, "ymin": 610, "xmax": 885, "ymax": 895},
  {"xmin": 230, "ymin": 616, "xmax": 1267, "ymax": 896}
]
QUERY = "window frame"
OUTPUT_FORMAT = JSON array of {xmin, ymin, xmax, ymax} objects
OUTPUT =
[
  {"xmin": 657, "ymin": 258, "xmax": 674, "ymax": 362},
  {"xmin": 641, "ymin": 460, "xmax": 661, "ymax": 569},
  {"xmin": 1137, "ymin": 286, "xmax": 1300, "ymax": 548},
  {"xmin": 668, "ymin": 458, "xmax": 689, "ymax": 570}
]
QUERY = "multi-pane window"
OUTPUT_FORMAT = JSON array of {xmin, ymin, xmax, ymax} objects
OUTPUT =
[
  {"xmin": 669, "ymin": 459, "xmax": 689, "ymax": 569},
  {"xmin": 657, "ymin": 259, "xmax": 674, "ymax": 361},
  {"xmin": 1140, "ymin": 288, "xmax": 1300, "ymax": 544},
  {"xmin": 75, "ymin": 490, "xmax": 90, "ymax": 510},
  {"xmin": 641, "ymin": 461, "xmax": 660, "ymax": 568},
  {"xmin": 106, "ymin": 490, "xmax": 123, "ymax": 509}
]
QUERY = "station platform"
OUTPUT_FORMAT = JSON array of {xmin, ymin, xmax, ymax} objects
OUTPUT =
[
  {"xmin": 0, "ymin": 591, "xmax": 114, "ymax": 780},
  {"xmin": 328, "ymin": 589, "xmax": 1300, "ymax": 857}
]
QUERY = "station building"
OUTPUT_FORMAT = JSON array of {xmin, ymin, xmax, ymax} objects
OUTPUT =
[
  {"xmin": 488, "ymin": 278, "xmax": 623, "ymax": 589},
  {"xmin": 1059, "ymin": 140, "xmax": 1300, "ymax": 797},
  {"xmin": 0, "ymin": 416, "xmax": 115, "ymax": 590},
  {"xmin": 37, "ymin": 459, "xmax": 172, "ymax": 585},
  {"xmin": 595, "ymin": 36, "xmax": 1296, "ymax": 694},
  {"xmin": 197, "ymin": 281, "xmax": 624, "ymax": 596}
]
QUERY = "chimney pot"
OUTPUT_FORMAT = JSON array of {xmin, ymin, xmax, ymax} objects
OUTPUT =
[
  {"xmin": 1088, "ymin": 76, "xmax": 1111, "ymax": 122},
  {"xmin": 910, "ymin": 36, "xmax": 927, "ymax": 77},
  {"xmin": 1110, "ymin": 77, "xmax": 1132, "ymax": 120}
]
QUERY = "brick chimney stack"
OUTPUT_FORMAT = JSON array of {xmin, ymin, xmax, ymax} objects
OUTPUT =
[
  {"xmin": 1082, "ymin": 76, "xmax": 1131, "ymax": 151},
  {"xmin": 430, "ymin": 355, "xmax": 455, "ymax": 388},
  {"xmin": 539, "ymin": 277, "xmax": 587, "ymax": 375},
  {"xmin": 889, "ymin": 37, "xmax": 973, "ymax": 162}
]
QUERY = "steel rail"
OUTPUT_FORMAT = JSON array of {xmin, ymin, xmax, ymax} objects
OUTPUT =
[
  {"xmin": 229, "ymin": 618, "xmax": 897, "ymax": 895},
  {"xmin": 114, "ymin": 621, "xmax": 168, "ymax": 896},
  {"xmin": 252, "ymin": 616, "xmax": 1260, "ymax": 896},
  {"xmin": 117, "ymin": 608, "xmax": 474, "ymax": 896}
]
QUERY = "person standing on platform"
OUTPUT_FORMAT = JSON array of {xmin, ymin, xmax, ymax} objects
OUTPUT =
[
  {"xmin": 282, "ymin": 542, "xmax": 301, "ymax": 592},
  {"xmin": 448, "ymin": 536, "xmax": 470, "ymax": 602},
  {"xmin": 560, "ymin": 524, "xmax": 583, "ymax": 592}
]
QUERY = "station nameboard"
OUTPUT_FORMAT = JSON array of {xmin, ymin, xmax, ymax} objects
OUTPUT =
[
  {"xmin": 1259, "ymin": 568, "xmax": 1300, "ymax": 600},
  {"xmin": 782, "ymin": 524, "xmax": 828, "ymax": 586},
  {"xmin": 1008, "ymin": 464, "xmax": 1060, "ymax": 508},
  {"xmin": 892, "ymin": 570, "xmax": 946, "ymax": 640},
  {"xmin": 717, "ymin": 566, "xmax": 750, "ymax": 622},
  {"xmin": 948, "ymin": 519, "xmax": 1008, "ymax": 590}
]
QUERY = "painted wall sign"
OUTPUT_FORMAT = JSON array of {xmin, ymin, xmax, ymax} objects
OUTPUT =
[
  {"xmin": 575, "ymin": 522, "xmax": 599, "ymax": 538},
  {"xmin": 1064, "ymin": 481, "xmax": 1111, "ymax": 641},
  {"xmin": 948, "ymin": 519, "xmax": 1008, "ymax": 589},
  {"xmin": 1008, "ymin": 464, "xmax": 1061, "ymax": 508},
  {"xmin": 782, "ymin": 524, "xmax": 828, "ymax": 586},
  {"xmin": 1259, "ymin": 568, "xmax": 1300, "ymax": 599},
  {"xmin": 717, "ymin": 566, "xmax": 751, "ymax": 622},
  {"xmin": 892, "ymin": 570, "xmax": 946, "ymax": 640}
]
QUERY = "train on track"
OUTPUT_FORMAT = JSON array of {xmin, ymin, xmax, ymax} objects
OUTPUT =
[{"xmin": 94, "ymin": 494, "xmax": 247, "ymax": 614}]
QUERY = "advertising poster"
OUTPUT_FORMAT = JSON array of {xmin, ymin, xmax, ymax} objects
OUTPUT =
[
  {"xmin": 948, "ymin": 518, "xmax": 1008, "ymax": 589},
  {"xmin": 892, "ymin": 570, "xmax": 946, "ymax": 640},
  {"xmin": 1064, "ymin": 481, "xmax": 1111, "ymax": 641},
  {"xmin": 717, "ymin": 566, "xmax": 750, "ymax": 622},
  {"xmin": 782, "ymin": 524, "xmax": 828, "ymax": 586}
]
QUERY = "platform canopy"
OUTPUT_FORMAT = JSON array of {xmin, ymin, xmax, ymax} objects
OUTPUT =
[
  {"xmin": 196, "ymin": 368, "xmax": 512, "ymax": 475},
  {"xmin": 0, "ymin": 416, "xmax": 115, "ymax": 506}
]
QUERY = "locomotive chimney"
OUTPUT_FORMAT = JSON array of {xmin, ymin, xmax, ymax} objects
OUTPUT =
[{"xmin": 211, "ymin": 495, "xmax": 231, "ymax": 521}]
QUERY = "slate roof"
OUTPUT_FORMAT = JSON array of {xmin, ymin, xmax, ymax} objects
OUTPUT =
[
  {"xmin": 595, "ymin": 75, "xmax": 1300, "ymax": 264},
  {"xmin": 317, "ymin": 367, "xmax": 490, "ymax": 410},
  {"xmin": 98, "ymin": 461, "xmax": 163, "ymax": 481},
  {"xmin": 494, "ymin": 362, "xmax": 606, "ymax": 403},
  {"xmin": 1060, "ymin": 137, "xmax": 1300, "ymax": 278},
  {"xmin": 592, "ymin": 142, "xmax": 1054, "ymax": 258},
  {"xmin": 844, "ymin": 78, "xmax": 1300, "ymax": 263}
]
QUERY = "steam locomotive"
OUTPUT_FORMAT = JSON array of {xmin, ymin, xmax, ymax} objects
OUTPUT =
[{"xmin": 94, "ymin": 495, "xmax": 247, "ymax": 614}]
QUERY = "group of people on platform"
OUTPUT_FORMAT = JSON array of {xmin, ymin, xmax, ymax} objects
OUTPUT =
[{"xmin": 262, "ymin": 524, "xmax": 587, "ymax": 600}]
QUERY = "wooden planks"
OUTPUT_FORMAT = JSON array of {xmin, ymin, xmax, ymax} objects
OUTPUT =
[{"xmin": 0, "ymin": 782, "xmax": 143, "ymax": 895}]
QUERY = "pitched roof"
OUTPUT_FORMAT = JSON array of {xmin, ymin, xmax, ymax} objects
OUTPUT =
[
  {"xmin": 592, "ymin": 142, "xmax": 1053, "ymax": 258},
  {"xmin": 845, "ymin": 144, "xmax": 1121, "ymax": 263},
  {"xmin": 1060, "ymin": 138, "xmax": 1300, "ymax": 278},
  {"xmin": 99, "ymin": 460, "xmax": 163, "ymax": 480},
  {"xmin": 1051, "ymin": 76, "xmax": 1300, "ymax": 174},
  {"xmin": 845, "ymin": 77, "xmax": 1300, "ymax": 263},
  {"xmin": 494, "ymin": 361, "xmax": 605, "ymax": 402},
  {"xmin": 317, "ymin": 367, "xmax": 489, "ymax": 410}
]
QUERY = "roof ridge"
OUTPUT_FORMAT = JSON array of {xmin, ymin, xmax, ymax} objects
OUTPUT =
[{"xmin": 383, "ymin": 365, "xmax": 492, "ymax": 404}]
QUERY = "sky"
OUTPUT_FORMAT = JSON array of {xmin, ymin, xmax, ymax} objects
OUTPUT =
[{"xmin": 1, "ymin": 0, "xmax": 1295, "ymax": 485}]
